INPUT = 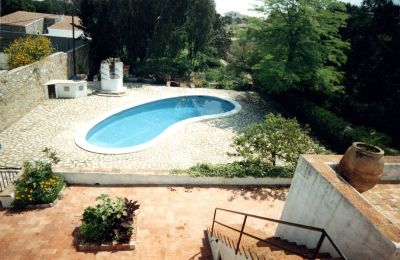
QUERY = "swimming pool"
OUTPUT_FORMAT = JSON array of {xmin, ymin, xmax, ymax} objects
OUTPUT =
[{"xmin": 75, "ymin": 95, "xmax": 241, "ymax": 154}]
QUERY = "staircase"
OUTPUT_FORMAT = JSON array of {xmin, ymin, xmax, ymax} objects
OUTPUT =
[{"xmin": 207, "ymin": 208, "xmax": 346, "ymax": 260}]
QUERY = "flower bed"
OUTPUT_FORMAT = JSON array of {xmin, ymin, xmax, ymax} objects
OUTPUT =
[
  {"xmin": 78, "ymin": 194, "xmax": 140, "ymax": 251},
  {"xmin": 13, "ymin": 161, "xmax": 65, "ymax": 209}
]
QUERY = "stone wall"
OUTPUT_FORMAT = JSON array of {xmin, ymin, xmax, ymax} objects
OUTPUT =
[
  {"xmin": 67, "ymin": 44, "xmax": 89, "ymax": 77},
  {"xmin": 0, "ymin": 52, "xmax": 67, "ymax": 132}
]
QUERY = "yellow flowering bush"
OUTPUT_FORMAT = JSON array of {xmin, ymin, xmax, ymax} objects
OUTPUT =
[
  {"xmin": 4, "ymin": 35, "xmax": 54, "ymax": 69},
  {"xmin": 13, "ymin": 161, "xmax": 64, "ymax": 208}
]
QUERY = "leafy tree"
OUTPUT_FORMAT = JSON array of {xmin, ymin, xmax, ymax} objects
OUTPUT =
[
  {"xmin": 4, "ymin": 35, "xmax": 54, "ymax": 69},
  {"xmin": 186, "ymin": 0, "xmax": 215, "ymax": 65},
  {"xmin": 33, "ymin": 0, "xmax": 72, "ymax": 14},
  {"xmin": 1, "ymin": 0, "xmax": 76, "ymax": 15},
  {"xmin": 209, "ymin": 13, "xmax": 232, "ymax": 60},
  {"xmin": 326, "ymin": 0, "xmax": 400, "ymax": 147},
  {"xmin": 249, "ymin": 0, "xmax": 349, "ymax": 93},
  {"xmin": 233, "ymin": 113, "xmax": 324, "ymax": 166},
  {"xmin": 79, "ymin": 0, "xmax": 216, "ymax": 78},
  {"xmin": 1, "ymin": 0, "xmax": 35, "ymax": 15}
]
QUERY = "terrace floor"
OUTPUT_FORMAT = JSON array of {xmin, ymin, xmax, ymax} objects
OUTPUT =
[
  {"xmin": 0, "ymin": 86, "xmax": 280, "ymax": 170},
  {"xmin": 0, "ymin": 186, "xmax": 288, "ymax": 259},
  {"xmin": 362, "ymin": 183, "xmax": 400, "ymax": 228}
]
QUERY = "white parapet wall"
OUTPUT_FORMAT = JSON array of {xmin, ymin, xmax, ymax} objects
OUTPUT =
[
  {"xmin": 52, "ymin": 167, "xmax": 292, "ymax": 186},
  {"xmin": 275, "ymin": 155, "xmax": 400, "ymax": 260}
]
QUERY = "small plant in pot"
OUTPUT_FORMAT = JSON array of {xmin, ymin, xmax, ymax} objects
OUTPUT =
[
  {"xmin": 338, "ymin": 142, "xmax": 385, "ymax": 193},
  {"xmin": 79, "ymin": 194, "xmax": 140, "ymax": 250}
]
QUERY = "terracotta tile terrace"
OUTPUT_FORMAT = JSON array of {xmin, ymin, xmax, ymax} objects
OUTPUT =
[
  {"xmin": 0, "ymin": 186, "xmax": 288, "ymax": 259},
  {"xmin": 363, "ymin": 183, "xmax": 400, "ymax": 228}
]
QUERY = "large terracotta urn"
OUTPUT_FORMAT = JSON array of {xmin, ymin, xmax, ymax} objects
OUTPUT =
[{"xmin": 338, "ymin": 142, "xmax": 384, "ymax": 193}]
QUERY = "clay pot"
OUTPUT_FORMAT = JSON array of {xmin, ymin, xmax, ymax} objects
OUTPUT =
[{"xmin": 338, "ymin": 142, "xmax": 384, "ymax": 193}]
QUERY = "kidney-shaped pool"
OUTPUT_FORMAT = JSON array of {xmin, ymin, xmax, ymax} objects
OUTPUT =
[{"xmin": 75, "ymin": 95, "xmax": 241, "ymax": 154}]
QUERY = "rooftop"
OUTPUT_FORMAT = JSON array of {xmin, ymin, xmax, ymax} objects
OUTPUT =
[
  {"xmin": 0, "ymin": 11, "xmax": 81, "ymax": 30},
  {"xmin": 48, "ymin": 15, "xmax": 81, "ymax": 30},
  {"xmin": 0, "ymin": 11, "xmax": 59, "ymax": 26}
]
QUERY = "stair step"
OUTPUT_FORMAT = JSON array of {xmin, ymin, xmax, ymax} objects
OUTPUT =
[{"xmin": 209, "ymin": 227, "xmax": 337, "ymax": 260}]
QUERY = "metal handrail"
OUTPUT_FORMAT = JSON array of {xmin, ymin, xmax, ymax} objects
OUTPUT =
[
  {"xmin": 211, "ymin": 207, "xmax": 347, "ymax": 260},
  {"xmin": 0, "ymin": 167, "xmax": 21, "ymax": 192}
]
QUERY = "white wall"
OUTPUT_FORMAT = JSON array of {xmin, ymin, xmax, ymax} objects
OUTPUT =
[
  {"xmin": 275, "ymin": 156, "xmax": 399, "ymax": 260},
  {"xmin": 55, "ymin": 82, "xmax": 87, "ymax": 98},
  {"xmin": 47, "ymin": 28, "xmax": 84, "ymax": 38}
]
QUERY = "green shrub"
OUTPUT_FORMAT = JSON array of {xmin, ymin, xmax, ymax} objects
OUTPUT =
[
  {"xmin": 193, "ymin": 67, "xmax": 253, "ymax": 90},
  {"xmin": 13, "ymin": 161, "xmax": 64, "ymax": 208},
  {"xmin": 80, "ymin": 194, "xmax": 140, "ymax": 244},
  {"xmin": 173, "ymin": 161, "xmax": 295, "ymax": 178},
  {"xmin": 343, "ymin": 126, "xmax": 392, "ymax": 149},
  {"xmin": 282, "ymin": 94, "xmax": 393, "ymax": 152},
  {"xmin": 4, "ymin": 35, "xmax": 54, "ymax": 69},
  {"xmin": 233, "ymin": 114, "xmax": 324, "ymax": 167}
]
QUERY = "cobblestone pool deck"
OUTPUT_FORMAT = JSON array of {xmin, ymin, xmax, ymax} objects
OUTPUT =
[{"xmin": 0, "ymin": 86, "xmax": 279, "ymax": 169}]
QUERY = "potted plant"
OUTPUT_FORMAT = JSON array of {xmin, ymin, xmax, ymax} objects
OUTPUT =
[
  {"xmin": 338, "ymin": 142, "xmax": 384, "ymax": 193},
  {"xmin": 79, "ymin": 194, "xmax": 140, "ymax": 251}
]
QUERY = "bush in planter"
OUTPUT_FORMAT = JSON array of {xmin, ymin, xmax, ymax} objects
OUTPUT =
[
  {"xmin": 232, "ymin": 114, "xmax": 325, "ymax": 167},
  {"xmin": 13, "ymin": 161, "xmax": 64, "ymax": 208},
  {"xmin": 80, "ymin": 194, "xmax": 140, "ymax": 244}
]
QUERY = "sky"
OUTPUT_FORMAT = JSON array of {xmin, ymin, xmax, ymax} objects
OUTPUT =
[{"xmin": 215, "ymin": 0, "xmax": 363, "ymax": 16}]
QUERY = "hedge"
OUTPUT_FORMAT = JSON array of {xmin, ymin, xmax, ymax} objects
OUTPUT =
[{"xmin": 279, "ymin": 94, "xmax": 393, "ymax": 153}]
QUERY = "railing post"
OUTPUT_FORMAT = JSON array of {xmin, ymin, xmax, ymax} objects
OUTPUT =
[
  {"xmin": 312, "ymin": 231, "xmax": 326, "ymax": 259},
  {"xmin": 211, "ymin": 208, "xmax": 217, "ymax": 235},
  {"xmin": 235, "ymin": 215, "xmax": 248, "ymax": 255}
]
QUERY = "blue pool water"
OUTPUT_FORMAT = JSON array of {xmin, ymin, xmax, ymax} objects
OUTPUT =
[{"xmin": 85, "ymin": 95, "xmax": 236, "ymax": 149}]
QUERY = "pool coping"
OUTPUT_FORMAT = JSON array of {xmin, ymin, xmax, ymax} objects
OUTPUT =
[{"xmin": 74, "ymin": 94, "xmax": 242, "ymax": 154}]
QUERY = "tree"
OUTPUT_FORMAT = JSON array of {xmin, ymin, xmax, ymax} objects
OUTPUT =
[
  {"xmin": 186, "ymin": 0, "xmax": 215, "ymax": 65},
  {"xmin": 249, "ymin": 0, "xmax": 349, "ymax": 93},
  {"xmin": 1, "ymin": 0, "xmax": 35, "ymax": 15},
  {"xmin": 233, "ymin": 114, "xmax": 323, "ymax": 167},
  {"xmin": 4, "ymin": 35, "xmax": 54, "ymax": 69},
  {"xmin": 209, "ymin": 13, "xmax": 232, "ymax": 60},
  {"xmin": 79, "ymin": 0, "xmax": 217, "ymax": 78},
  {"xmin": 334, "ymin": 0, "xmax": 400, "ymax": 147}
]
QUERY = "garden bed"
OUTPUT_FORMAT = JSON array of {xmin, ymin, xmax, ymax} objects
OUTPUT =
[
  {"xmin": 24, "ymin": 184, "xmax": 67, "ymax": 209},
  {"xmin": 77, "ymin": 194, "xmax": 140, "ymax": 252},
  {"xmin": 78, "ymin": 210, "xmax": 138, "ymax": 251}
]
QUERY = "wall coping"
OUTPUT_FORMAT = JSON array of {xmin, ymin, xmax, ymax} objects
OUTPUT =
[
  {"xmin": 0, "ymin": 52, "xmax": 65, "ymax": 76},
  {"xmin": 52, "ymin": 167, "xmax": 292, "ymax": 186},
  {"xmin": 301, "ymin": 155, "xmax": 400, "ymax": 244}
]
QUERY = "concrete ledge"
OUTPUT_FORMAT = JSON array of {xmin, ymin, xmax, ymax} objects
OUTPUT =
[{"xmin": 53, "ymin": 167, "xmax": 292, "ymax": 186}]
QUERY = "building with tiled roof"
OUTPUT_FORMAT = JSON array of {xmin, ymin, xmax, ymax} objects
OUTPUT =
[
  {"xmin": 0, "ymin": 10, "xmax": 82, "ymax": 38},
  {"xmin": 47, "ymin": 15, "xmax": 83, "ymax": 38}
]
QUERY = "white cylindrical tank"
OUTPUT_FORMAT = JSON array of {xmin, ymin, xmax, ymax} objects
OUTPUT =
[
  {"xmin": 114, "ymin": 62, "xmax": 123, "ymax": 79},
  {"xmin": 100, "ymin": 62, "xmax": 110, "ymax": 80}
]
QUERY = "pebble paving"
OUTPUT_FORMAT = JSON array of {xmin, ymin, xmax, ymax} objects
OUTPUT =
[{"xmin": 0, "ymin": 85, "xmax": 279, "ymax": 170}]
